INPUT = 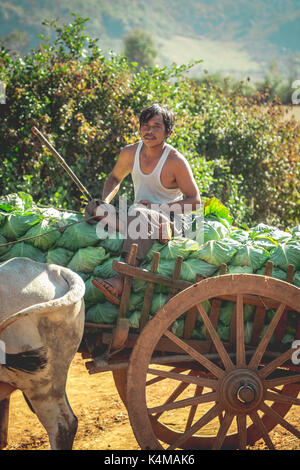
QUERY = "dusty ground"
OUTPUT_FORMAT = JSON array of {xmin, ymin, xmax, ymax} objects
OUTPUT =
[{"xmin": 4, "ymin": 353, "xmax": 300, "ymax": 451}]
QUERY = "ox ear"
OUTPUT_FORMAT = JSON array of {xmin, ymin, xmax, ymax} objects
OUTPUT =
[{"xmin": 4, "ymin": 347, "xmax": 47, "ymax": 374}]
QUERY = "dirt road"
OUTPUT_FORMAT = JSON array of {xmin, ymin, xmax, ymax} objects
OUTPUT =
[{"xmin": 5, "ymin": 353, "xmax": 300, "ymax": 451}]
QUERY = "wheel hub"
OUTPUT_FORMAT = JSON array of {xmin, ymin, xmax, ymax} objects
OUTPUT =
[
  {"xmin": 237, "ymin": 384, "xmax": 256, "ymax": 404},
  {"xmin": 220, "ymin": 369, "xmax": 264, "ymax": 412}
]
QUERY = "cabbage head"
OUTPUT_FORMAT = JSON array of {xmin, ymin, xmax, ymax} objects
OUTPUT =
[
  {"xmin": 128, "ymin": 311, "xmax": 141, "ymax": 328},
  {"xmin": 230, "ymin": 244, "xmax": 269, "ymax": 271},
  {"xmin": 269, "ymin": 243, "xmax": 300, "ymax": 271},
  {"xmin": 203, "ymin": 220, "xmax": 228, "ymax": 242},
  {"xmin": 58, "ymin": 221, "xmax": 99, "ymax": 250},
  {"xmin": 93, "ymin": 256, "xmax": 121, "ymax": 278},
  {"xmin": 0, "ymin": 242, "xmax": 45, "ymax": 263},
  {"xmin": 68, "ymin": 246, "xmax": 109, "ymax": 273},
  {"xmin": 84, "ymin": 277, "xmax": 106, "ymax": 304},
  {"xmin": 190, "ymin": 238, "xmax": 240, "ymax": 266},
  {"xmin": 0, "ymin": 234, "xmax": 9, "ymax": 257},
  {"xmin": 0, "ymin": 213, "xmax": 40, "ymax": 239},
  {"xmin": 46, "ymin": 247, "xmax": 74, "ymax": 266},
  {"xmin": 23, "ymin": 219, "xmax": 61, "ymax": 251},
  {"xmin": 85, "ymin": 302, "xmax": 118, "ymax": 324},
  {"xmin": 157, "ymin": 238, "xmax": 199, "ymax": 260}
]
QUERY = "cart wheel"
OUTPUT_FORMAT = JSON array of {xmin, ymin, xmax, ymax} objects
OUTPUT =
[
  {"xmin": 113, "ymin": 369, "xmax": 128, "ymax": 405},
  {"xmin": 126, "ymin": 274, "xmax": 300, "ymax": 450}
]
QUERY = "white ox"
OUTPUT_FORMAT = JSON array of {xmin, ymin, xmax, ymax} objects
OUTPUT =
[{"xmin": 0, "ymin": 257, "xmax": 85, "ymax": 450}]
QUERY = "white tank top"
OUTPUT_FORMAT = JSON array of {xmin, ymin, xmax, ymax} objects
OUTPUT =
[{"xmin": 132, "ymin": 141, "xmax": 183, "ymax": 204}]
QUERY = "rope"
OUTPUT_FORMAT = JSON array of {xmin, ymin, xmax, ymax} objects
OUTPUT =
[{"xmin": 0, "ymin": 215, "xmax": 99, "ymax": 249}]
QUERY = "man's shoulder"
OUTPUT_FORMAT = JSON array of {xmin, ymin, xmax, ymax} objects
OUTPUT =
[
  {"xmin": 167, "ymin": 146, "xmax": 189, "ymax": 167},
  {"xmin": 121, "ymin": 142, "xmax": 140, "ymax": 155}
]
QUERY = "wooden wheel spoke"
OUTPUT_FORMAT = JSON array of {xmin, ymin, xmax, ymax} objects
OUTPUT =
[
  {"xmin": 185, "ymin": 386, "xmax": 204, "ymax": 431},
  {"xmin": 265, "ymin": 374, "xmax": 300, "ymax": 388},
  {"xmin": 260, "ymin": 403, "xmax": 300, "ymax": 439},
  {"xmin": 212, "ymin": 412, "xmax": 234, "ymax": 450},
  {"xmin": 250, "ymin": 410, "xmax": 275, "ymax": 450},
  {"xmin": 146, "ymin": 367, "xmax": 187, "ymax": 386},
  {"xmin": 196, "ymin": 303, "xmax": 234, "ymax": 371},
  {"xmin": 236, "ymin": 294, "xmax": 246, "ymax": 367},
  {"xmin": 167, "ymin": 403, "xmax": 221, "ymax": 450},
  {"xmin": 153, "ymin": 371, "xmax": 197, "ymax": 419},
  {"xmin": 147, "ymin": 367, "xmax": 218, "ymax": 389},
  {"xmin": 249, "ymin": 302, "xmax": 286, "ymax": 369},
  {"xmin": 265, "ymin": 390, "xmax": 300, "ymax": 406},
  {"xmin": 237, "ymin": 414, "xmax": 247, "ymax": 450},
  {"xmin": 163, "ymin": 329, "xmax": 225, "ymax": 378},
  {"xmin": 148, "ymin": 391, "xmax": 217, "ymax": 415},
  {"xmin": 259, "ymin": 348, "xmax": 294, "ymax": 379}
]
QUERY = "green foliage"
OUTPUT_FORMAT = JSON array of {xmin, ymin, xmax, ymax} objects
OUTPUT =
[
  {"xmin": 0, "ymin": 16, "xmax": 299, "ymax": 228},
  {"xmin": 123, "ymin": 28, "xmax": 158, "ymax": 69}
]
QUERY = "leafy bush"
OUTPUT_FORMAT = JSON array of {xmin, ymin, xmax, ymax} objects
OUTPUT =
[{"xmin": 0, "ymin": 15, "xmax": 299, "ymax": 227}]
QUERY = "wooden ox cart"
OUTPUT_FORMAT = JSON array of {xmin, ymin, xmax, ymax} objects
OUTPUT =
[{"xmin": 81, "ymin": 243, "xmax": 300, "ymax": 450}]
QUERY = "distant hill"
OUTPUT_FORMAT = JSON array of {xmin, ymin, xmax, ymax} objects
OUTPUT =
[{"xmin": 1, "ymin": 0, "xmax": 299, "ymax": 80}]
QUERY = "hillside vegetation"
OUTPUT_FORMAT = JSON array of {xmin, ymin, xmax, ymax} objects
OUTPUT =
[
  {"xmin": 0, "ymin": 16, "xmax": 299, "ymax": 228},
  {"xmin": 0, "ymin": 0, "xmax": 299, "ymax": 78}
]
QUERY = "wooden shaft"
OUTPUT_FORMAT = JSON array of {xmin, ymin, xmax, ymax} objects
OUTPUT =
[{"xmin": 32, "ymin": 126, "xmax": 92, "ymax": 200}]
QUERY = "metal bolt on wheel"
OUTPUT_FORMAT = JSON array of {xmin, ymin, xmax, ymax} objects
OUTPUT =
[{"xmin": 126, "ymin": 275, "xmax": 300, "ymax": 450}]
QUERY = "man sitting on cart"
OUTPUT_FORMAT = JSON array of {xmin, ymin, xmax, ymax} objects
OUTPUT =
[{"xmin": 85, "ymin": 103, "xmax": 201, "ymax": 305}]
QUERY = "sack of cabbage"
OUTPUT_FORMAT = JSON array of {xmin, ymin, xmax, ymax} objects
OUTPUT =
[{"xmin": 0, "ymin": 192, "xmax": 300, "ymax": 345}]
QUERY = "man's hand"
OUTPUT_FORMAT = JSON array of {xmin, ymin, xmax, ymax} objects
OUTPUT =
[
  {"xmin": 84, "ymin": 198, "xmax": 103, "ymax": 224},
  {"xmin": 137, "ymin": 200, "xmax": 154, "ymax": 208}
]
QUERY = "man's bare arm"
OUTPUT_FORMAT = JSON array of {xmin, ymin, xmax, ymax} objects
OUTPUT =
[
  {"xmin": 160, "ymin": 157, "xmax": 201, "ymax": 213},
  {"xmin": 102, "ymin": 146, "xmax": 133, "ymax": 203}
]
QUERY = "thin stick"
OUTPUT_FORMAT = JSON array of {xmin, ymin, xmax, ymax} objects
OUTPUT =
[{"xmin": 32, "ymin": 126, "xmax": 92, "ymax": 200}]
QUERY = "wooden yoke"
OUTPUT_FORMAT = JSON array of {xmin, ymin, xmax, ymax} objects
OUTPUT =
[{"xmin": 111, "ymin": 244, "xmax": 138, "ymax": 351}]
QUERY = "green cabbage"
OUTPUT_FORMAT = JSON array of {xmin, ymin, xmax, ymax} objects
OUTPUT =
[
  {"xmin": 85, "ymin": 302, "xmax": 119, "ymax": 324},
  {"xmin": 294, "ymin": 271, "xmax": 300, "ymax": 288},
  {"xmin": 217, "ymin": 324, "xmax": 230, "ymax": 341},
  {"xmin": 58, "ymin": 221, "xmax": 99, "ymax": 250},
  {"xmin": 93, "ymin": 256, "xmax": 121, "ymax": 278},
  {"xmin": 0, "ymin": 234, "xmax": 9, "ymax": 257},
  {"xmin": 95, "ymin": 226, "xmax": 125, "ymax": 252},
  {"xmin": 171, "ymin": 318, "xmax": 185, "ymax": 337},
  {"xmin": 150, "ymin": 293, "xmax": 168, "ymax": 314},
  {"xmin": 46, "ymin": 247, "xmax": 74, "ymax": 266},
  {"xmin": 128, "ymin": 310, "xmax": 141, "ymax": 328},
  {"xmin": 204, "ymin": 197, "xmax": 233, "ymax": 226},
  {"xmin": 157, "ymin": 238, "xmax": 199, "ymax": 260},
  {"xmin": 190, "ymin": 238, "xmax": 240, "ymax": 266},
  {"xmin": 84, "ymin": 277, "xmax": 106, "ymax": 304},
  {"xmin": 203, "ymin": 220, "xmax": 229, "ymax": 242},
  {"xmin": 230, "ymin": 244, "xmax": 269, "ymax": 270},
  {"xmin": 215, "ymin": 265, "xmax": 253, "ymax": 275},
  {"xmin": 228, "ymin": 228, "xmax": 249, "ymax": 243},
  {"xmin": 23, "ymin": 219, "xmax": 61, "ymax": 251},
  {"xmin": 0, "ymin": 213, "xmax": 40, "ymax": 239},
  {"xmin": 269, "ymin": 243, "xmax": 300, "ymax": 271},
  {"xmin": 244, "ymin": 322, "xmax": 253, "ymax": 344},
  {"xmin": 256, "ymin": 266, "xmax": 287, "ymax": 281},
  {"xmin": 0, "ymin": 241, "xmax": 45, "ymax": 263},
  {"xmin": 181, "ymin": 258, "xmax": 218, "ymax": 281},
  {"xmin": 128, "ymin": 291, "xmax": 144, "ymax": 312},
  {"xmin": 67, "ymin": 246, "xmax": 109, "ymax": 273}
]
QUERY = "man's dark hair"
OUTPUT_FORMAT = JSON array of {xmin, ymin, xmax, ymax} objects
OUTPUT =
[{"xmin": 139, "ymin": 103, "xmax": 175, "ymax": 135}]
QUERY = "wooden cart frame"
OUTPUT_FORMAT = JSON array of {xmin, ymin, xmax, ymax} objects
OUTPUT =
[{"xmin": 81, "ymin": 244, "xmax": 300, "ymax": 450}]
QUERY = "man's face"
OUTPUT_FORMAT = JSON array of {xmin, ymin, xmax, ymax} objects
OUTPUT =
[{"xmin": 140, "ymin": 114, "xmax": 170, "ymax": 146}]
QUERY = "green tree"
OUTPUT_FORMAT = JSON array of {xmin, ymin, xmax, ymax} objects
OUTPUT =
[
  {"xmin": 0, "ymin": 29, "xmax": 29, "ymax": 56},
  {"xmin": 123, "ymin": 28, "xmax": 157, "ymax": 69}
]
